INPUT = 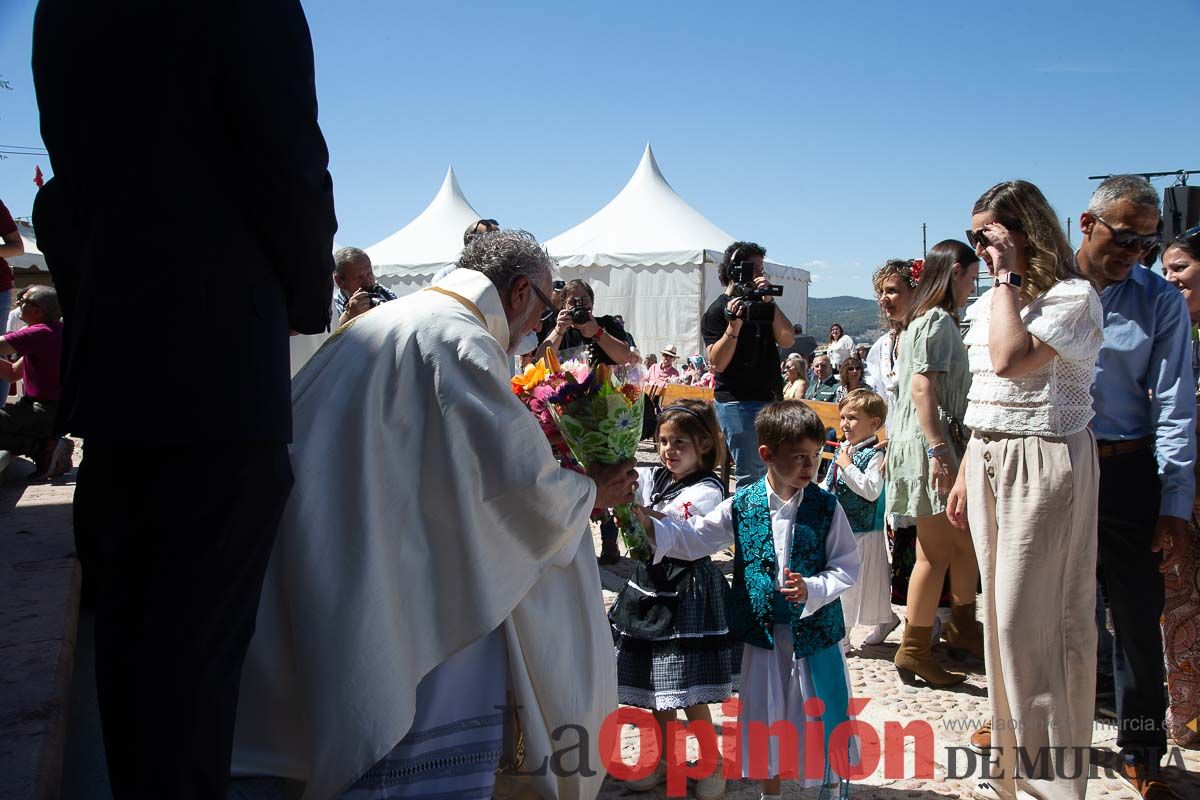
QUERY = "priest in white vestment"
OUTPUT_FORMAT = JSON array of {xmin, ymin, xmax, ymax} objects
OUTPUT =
[{"xmin": 230, "ymin": 231, "xmax": 633, "ymax": 800}]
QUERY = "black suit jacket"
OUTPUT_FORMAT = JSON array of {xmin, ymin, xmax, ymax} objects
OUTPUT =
[{"xmin": 32, "ymin": 0, "xmax": 336, "ymax": 444}]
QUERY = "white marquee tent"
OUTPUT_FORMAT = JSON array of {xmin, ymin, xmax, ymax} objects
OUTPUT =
[
  {"xmin": 545, "ymin": 144, "xmax": 809, "ymax": 359},
  {"xmin": 366, "ymin": 165, "xmax": 482, "ymax": 296}
]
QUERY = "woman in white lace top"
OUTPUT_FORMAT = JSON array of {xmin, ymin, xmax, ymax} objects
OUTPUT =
[{"xmin": 947, "ymin": 180, "xmax": 1104, "ymax": 800}]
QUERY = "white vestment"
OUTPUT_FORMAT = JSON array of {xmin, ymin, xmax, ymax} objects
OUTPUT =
[{"xmin": 232, "ymin": 268, "xmax": 615, "ymax": 800}]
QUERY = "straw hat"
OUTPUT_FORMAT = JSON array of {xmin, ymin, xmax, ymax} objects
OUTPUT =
[{"xmin": 660, "ymin": 345, "xmax": 678, "ymax": 358}]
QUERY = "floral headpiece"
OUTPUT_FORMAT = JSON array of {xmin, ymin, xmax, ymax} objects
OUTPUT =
[{"xmin": 907, "ymin": 259, "xmax": 924, "ymax": 288}]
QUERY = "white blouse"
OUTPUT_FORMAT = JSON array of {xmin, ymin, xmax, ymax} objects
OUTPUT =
[
  {"xmin": 828, "ymin": 335, "xmax": 855, "ymax": 368},
  {"xmin": 962, "ymin": 278, "xmax": 1103, "ymax": 436},
  {"xmin": 864, "ymin": 331, "xmax": 898, "ymax": 432},
  {"xmin": 650, "ymin": 484, "xmax": 861, "ymax": 620},
  {"xmin": 635, "ymin": 466, "xmax": 724, "ymax": 522}
]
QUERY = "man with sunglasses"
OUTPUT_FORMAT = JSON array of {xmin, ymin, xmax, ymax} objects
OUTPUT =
[{"xmin": 1077, "ymin": 175, "xmax": 1193, "ymax": 800}]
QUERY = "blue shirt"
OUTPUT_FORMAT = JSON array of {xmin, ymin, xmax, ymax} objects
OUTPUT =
[{"xmin": 1092, "ymin": 265, "xmax": 1196, "ymax": 519}]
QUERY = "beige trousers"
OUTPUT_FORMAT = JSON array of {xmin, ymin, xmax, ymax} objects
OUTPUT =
[{"xmin": 966, "ymin": 429, "xmax": 1098, "ymax": 800}]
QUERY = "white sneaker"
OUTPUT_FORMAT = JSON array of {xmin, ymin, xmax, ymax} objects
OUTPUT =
[
  {"xmin": 624, "ymin": 760, "xmax": 667, "ymax": 792},
  {"xmin": 863, "ymin": 616, "xmax": 900, "ymax": 645},
  {"xmin": 695, "ymin": 761, "xmax": 726, "ymax": 800}
]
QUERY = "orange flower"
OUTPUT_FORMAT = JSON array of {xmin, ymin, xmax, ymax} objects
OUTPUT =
[{"xmin": 511, "ymin": 359, "xmax": 548, "ymax": 394}]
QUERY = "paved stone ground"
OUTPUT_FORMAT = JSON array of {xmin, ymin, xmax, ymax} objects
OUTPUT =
[
  {"xmin": 590, "ymin": 442, "xmax": 1200, "ymax": 798},
  {"xmin": 46, "ymin": 437, "xmax": 1200, "ymax": 799},
  {"xmin": 0, "ymin": 443, "xmax": 81, "ymax": 800}
]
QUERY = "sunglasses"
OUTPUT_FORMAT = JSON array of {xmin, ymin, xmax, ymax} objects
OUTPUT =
[
  {"xmin": 1093, "ymin": 215, "xmax": 1161, "ymax": 252},
  {"xmin": 966, "ymin": 221, "xmax": 1024, "ymax": 250}
]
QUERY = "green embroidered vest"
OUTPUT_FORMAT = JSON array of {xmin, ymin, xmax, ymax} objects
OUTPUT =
[
  {"xmin": 727, "ymin": 478, "xmax": 846, "ymax": 658},
  {"xmin": 830, "ymin": 446, "xmax": 881, "ymax": 533}
]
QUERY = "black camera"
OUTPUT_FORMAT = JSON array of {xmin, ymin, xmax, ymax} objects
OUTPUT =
[
  {"xmin": 363, "ymin": 284, "xmax": 389, "ymax": 307},
  {"xmin": 727, "ymin": 260, "xmax": 783, "ymax": 323},
  {"xmin": 568, "ymin": 298, "xmax": 592, "ymax": 325}
]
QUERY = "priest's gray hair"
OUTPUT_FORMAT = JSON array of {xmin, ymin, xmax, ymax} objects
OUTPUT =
[
  {"xmin": 1088, "ymin": 175, "xmax": 1160, "ymax": 215},
  {"xmin": 333, "ymin": 246, "xmax": 370, "ymax": 276},
  {"xmin": 457, "ymin": 229, "xmax": 555, "ymax": 294}
]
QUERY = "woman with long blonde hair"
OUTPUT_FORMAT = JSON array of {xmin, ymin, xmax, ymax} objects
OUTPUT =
[{"xmin": 948, "ymin": 180, "xmax": 1104, "ymax": 800}]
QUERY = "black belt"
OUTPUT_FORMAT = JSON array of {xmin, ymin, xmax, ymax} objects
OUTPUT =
[{"xmin": 1095, "ymin": 436, "xmax": 1153, "ymax": 459}]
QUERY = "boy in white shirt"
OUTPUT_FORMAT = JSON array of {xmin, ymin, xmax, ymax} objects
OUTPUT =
[
  {"xmin": 821, "ymin": 389, "xmax": 899, "ymax": 648},
  {"xmin": 638, "ymin": 400, "xmax": 862, "ymax": 800}
]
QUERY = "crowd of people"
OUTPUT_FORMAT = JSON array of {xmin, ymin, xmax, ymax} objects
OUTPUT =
[{"xmin": 13, "ymin": 4, "xmax": 1199, "ymax": 799}]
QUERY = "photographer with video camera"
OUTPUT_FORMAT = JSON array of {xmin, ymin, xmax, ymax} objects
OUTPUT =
[
  {"xmin": 701, "ymin": 241, "xmax": 795, "ymax": 489},
  {"xmin": 543, "ymin": 279, "xmax": 637, "ymax": 367},
  {"xmin": 332, "ymin": 246, "xmax": 396, "ymax": 328}
]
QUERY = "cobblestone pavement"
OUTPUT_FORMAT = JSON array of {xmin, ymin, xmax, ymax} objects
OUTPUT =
[{"xmin": 590, "ymin": 442, "xmax": 1200, "ymax": 799}]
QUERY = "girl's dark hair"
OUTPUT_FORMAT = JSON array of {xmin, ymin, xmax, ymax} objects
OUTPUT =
[
  {"xmin": 1164, "ymin": 229, "xmax": 1200, "ymax": 263},
  {"xmin": 828, "ymin": 323, "xmax": 844, "ymax": 342},
  {"xmin": 656, "ymin": 400, "xmax": 725, "ymax": 472},
  {"xmin": 903, "ymin": 239, "xmax": 978, "ymax": 328}
]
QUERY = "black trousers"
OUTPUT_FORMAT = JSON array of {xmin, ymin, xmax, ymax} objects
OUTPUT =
[
  {"xmin": 1096, "ymin": 448, "xmax": 1167, "ymax": 762},
  {"xmin": 75, "ymin": 443, "xmax": 293, "ymax": 800},
  {"xmin": 0, "ymin": 396, "xmax": 56, "ymax": 455}
]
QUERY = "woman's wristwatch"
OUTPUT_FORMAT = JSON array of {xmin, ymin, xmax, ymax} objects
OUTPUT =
[{"xmin": 994, "ymin": 271, "xmax": 1023, "ymax": 288}]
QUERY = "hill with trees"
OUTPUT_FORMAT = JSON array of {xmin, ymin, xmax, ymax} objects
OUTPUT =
[{"xmin": 807, "ymin": 295, "xmax": 883, "ymax": 344}]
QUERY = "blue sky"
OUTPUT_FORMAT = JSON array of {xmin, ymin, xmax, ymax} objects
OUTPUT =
[{"xmin": 2, "ymin": 0, "xmax": 1197, "ymax": 299}]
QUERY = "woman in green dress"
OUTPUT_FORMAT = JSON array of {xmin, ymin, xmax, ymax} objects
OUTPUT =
[{"xmin": 886, "ymin": 239, "xmax": 981, "ymax": 685}]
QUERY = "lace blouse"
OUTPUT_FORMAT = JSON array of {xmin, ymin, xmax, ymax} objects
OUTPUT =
[{"xmin": 963, "ymin": 278, "xmax": 1103, "ymax": 436}]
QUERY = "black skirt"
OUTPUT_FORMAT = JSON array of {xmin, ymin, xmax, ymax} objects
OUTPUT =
[{"xmin": 609, "ymin": 557, "xmax": 741, "ymax": 710}]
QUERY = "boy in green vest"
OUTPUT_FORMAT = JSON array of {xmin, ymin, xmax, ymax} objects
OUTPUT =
[{"xmin": 637, "ymin": 400, "xmax": 862, "ymax": 800}]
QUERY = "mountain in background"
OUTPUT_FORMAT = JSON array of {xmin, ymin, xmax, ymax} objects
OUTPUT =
[{"xmin": 807, "ymin": 295, "xmax": 883, "ymax": 345}]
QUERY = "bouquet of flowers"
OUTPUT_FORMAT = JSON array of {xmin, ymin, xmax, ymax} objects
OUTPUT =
[{"xmin": 512, "ymin": 348, "xmax": 651, "ymax": 560}]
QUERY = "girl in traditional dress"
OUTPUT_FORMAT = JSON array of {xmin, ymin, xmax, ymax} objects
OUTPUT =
[{"xmin": 609, "ymin": 400, "xmax": 737, "ymax": 799}]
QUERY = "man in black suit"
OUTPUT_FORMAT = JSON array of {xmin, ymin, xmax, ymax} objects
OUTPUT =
[{"xmin": 32, "ymin": 1, "xmax": 336, "ymax": 797}]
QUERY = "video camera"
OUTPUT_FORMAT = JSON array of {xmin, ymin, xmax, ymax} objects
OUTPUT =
[{"xmin": 727, "ymin": 252, "xmax": 783, "ymax": 323}]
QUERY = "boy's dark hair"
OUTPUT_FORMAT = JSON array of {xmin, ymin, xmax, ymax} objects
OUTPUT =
[
  {"xmin": 717, "ymin": 240, "xmax": 767, "ymax": 286},
  {"xmin": 656, "ymin": 399, "xmax": 725, "ymax": 472},
  {"xmin": 755, "ymin": 400, "xmax": 825, "ymax": 451}
]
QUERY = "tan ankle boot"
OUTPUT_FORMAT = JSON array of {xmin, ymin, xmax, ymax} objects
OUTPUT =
[
  {"xmin": 894, "ymin": 623, "xmax": 966, "ymax": 686},
  {"xmin": 943, "ymin": 603, "xmax": 986, "ymax": 661}
]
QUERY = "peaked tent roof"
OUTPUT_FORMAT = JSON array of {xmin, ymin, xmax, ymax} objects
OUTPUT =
[
  {"xmin": 366, "ymin": 166, "xmax": 482, "ymax": 273},
  {"xmin": 545, "ymin": 144, "xmax": 735, "ymax": 266}
]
